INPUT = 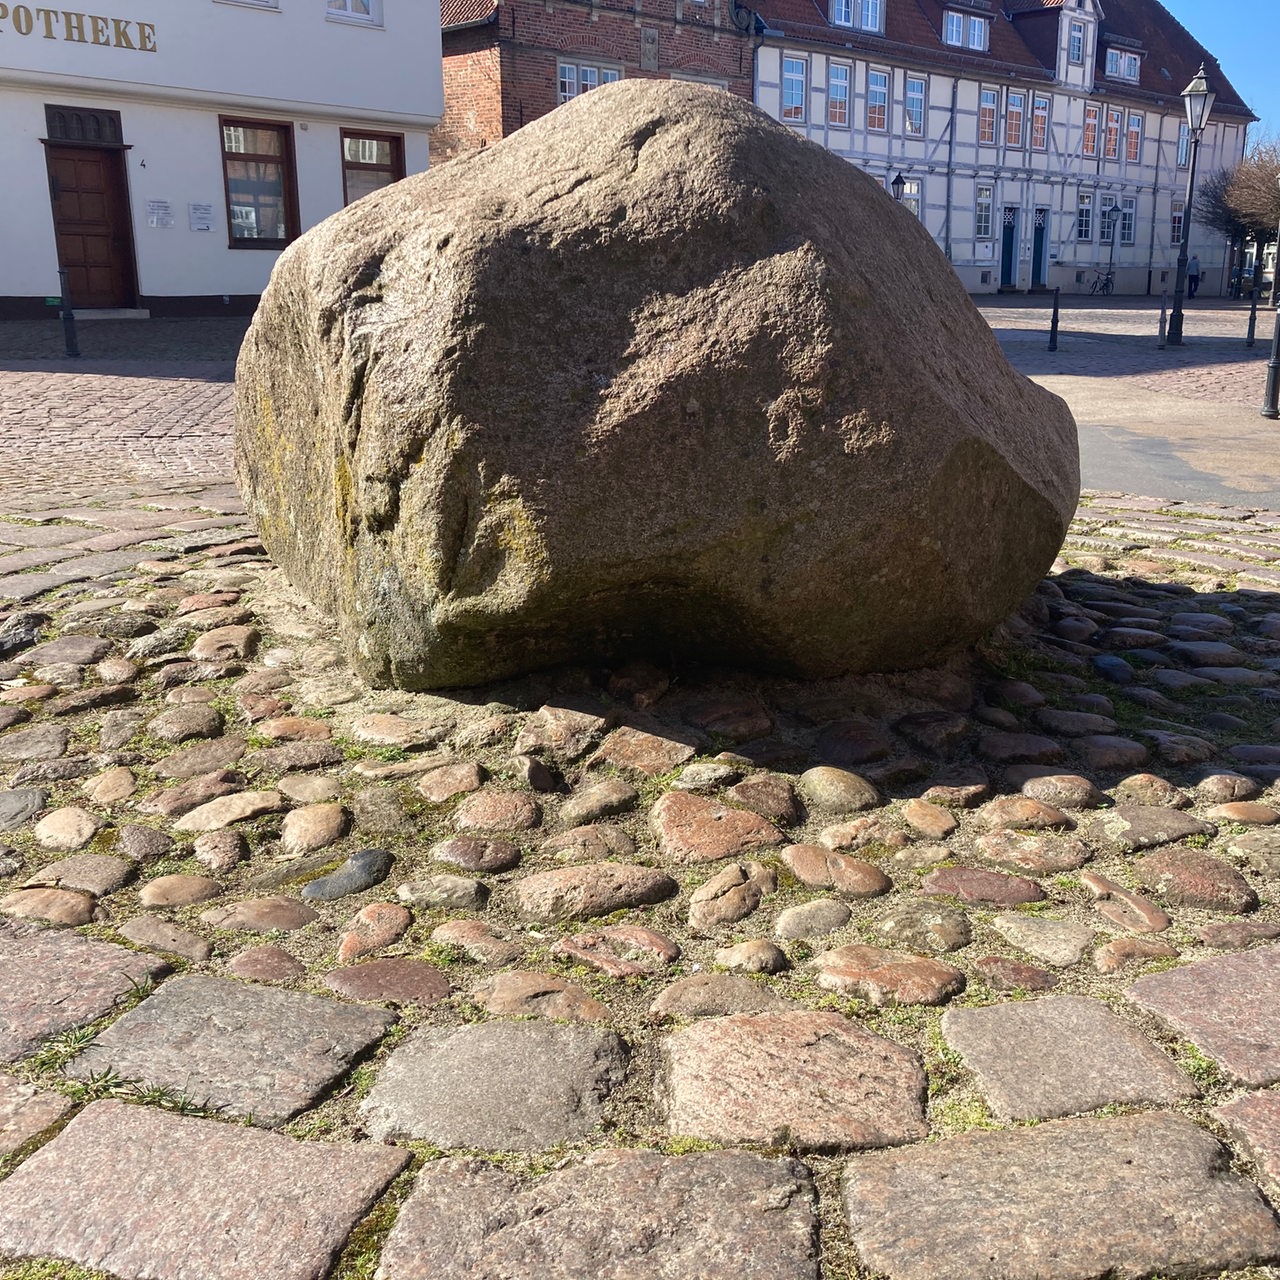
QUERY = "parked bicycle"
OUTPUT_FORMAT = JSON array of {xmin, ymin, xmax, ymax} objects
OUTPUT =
[{"xmin": 1088, "ymin": 269, "xmax": 1115, "ymax": 296}]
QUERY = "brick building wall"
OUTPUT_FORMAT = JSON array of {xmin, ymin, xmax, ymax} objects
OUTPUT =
[{"xmin": 440, "ymin": 0, "xmax": 756, "ymax": 161}]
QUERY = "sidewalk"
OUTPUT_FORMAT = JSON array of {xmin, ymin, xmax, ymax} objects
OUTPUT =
[{"xmin": 2, "ymin": 313, "xmax": 1280, "ymax": 1280}]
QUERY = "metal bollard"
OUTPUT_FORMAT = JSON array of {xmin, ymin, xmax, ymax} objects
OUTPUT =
[
  {"xmin": 1247, "ymin": 288, "xmax": 1259, "ymax": 348},
  {"xmin": 57, "ymin": 268, "xmax": 80, "ymax": 359},
  {"xmin": 1263, "ymin": 301, "xmax": 1280, "ymax": 419},
  {"xmin": 1048, "ymin": 286, "xmax": 1060, "ymax": 352},
  {"xmin": 1157, "ymin": 291, "xmax": 1168, "ymax": 349}
]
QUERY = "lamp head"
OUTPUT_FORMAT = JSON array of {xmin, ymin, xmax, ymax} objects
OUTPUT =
[
  {"xmin": 891, "ymin": 171, "xmax": 906, "ymax": 201},
  {"xmin": 1182, "ymin": 62, "xmax": 1216, "ymax": 134}
]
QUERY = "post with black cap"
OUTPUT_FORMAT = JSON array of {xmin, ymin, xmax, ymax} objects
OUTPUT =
[{"xmin": 1168, "ymin": 64, "xmax": 1216, "ymax": 346}]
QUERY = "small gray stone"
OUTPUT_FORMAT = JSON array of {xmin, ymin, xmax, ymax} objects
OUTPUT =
[
  {"xmin": 148, "ymin": 705, "xmax": 225, "ymax": 744},
  {"xmin": 0, "ymin": 789, "xmax": 46, "ymax": 832},
  {"xmin": 0, "ymin": 724, "xmax": 69, "ymax": 763},
  {"xmin": 650, "ymin": 973, "xmax": 795, "ymax": 1019},
  {"xmin": 941, "ymin": 995, "xmax": 1197, "ymax": 1121},
  {"xmin": 875, "ymin": 900, "xmax": 971, "ymax": 953},
  {"xmin": 559, "ymin": 778, "xmax": 639, "ymax": 827},
  {"xmin": 350, "ymin": 786, "xmax": 415, "ymax": 834},
  {"xmin": 117, "ymin": 823, "xmax": 175, "ymax": 862},
  {"xmin": 66, "ymin": 974, "xmax": 393, "ymax": 1124},
  {"xmin": 25, "ymin": 854, "xmax": 131, "ymax": 897},
  {"xmin": 301, "ymin": 848, "xmax": 394, "ymax": 901},
  {"xmin": 797, "ymin": 766, "xmax": 879, "ymax": 813},
  {"xmin": 21, "ymin": 635, "xmax": 111, "ymax": 665},
  {"xmin": 359, "ymin": 1020, "xmax": 628, "ymax": 1150},
  {"xmin": 32, "ymin": 806, "xmax": 103, "ymax": 852},
  {"xmin": 117, "ymin": 915, "xmax": 214, "ymax": 962},
  {"xmin": 991, "ymin": 913, "xmax": 1095, "ymax": 968},
  {"xmin": 775, "ymin": 897, "xmax": 851, "ymax": 940},
  {"xmin": 398, "ymin": 874, "xmax": 488, "ymax": 911}
]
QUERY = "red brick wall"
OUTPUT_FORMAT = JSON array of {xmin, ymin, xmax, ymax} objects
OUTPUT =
[
  {"xmin": 436, "ymin": 27, "xmax": 505, "ymax": 162},
  {"xmin": 442, "ymin": 0, "xmax": 756, "ymax": 152}
]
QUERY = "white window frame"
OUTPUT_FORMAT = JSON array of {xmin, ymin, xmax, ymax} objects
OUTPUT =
[
  {"xmin": 1099, "ymin": 194, "xmax": 1118, "ymax": 243},
  {"xmin": 1126, "ymin": 112, "xmax": 1142, "ymax": 163},
  {"xmin": 1006, "ymin": 91, "xmax": 1025, "ymax": 148},
  {"xmin": 1177, "ymin": 122, "xmax": 1190, "ymax": 168},
  {"xmin": 1083, "ymin": 102, "xmax": 1099, "ymax": 157},
  {"xmin": 943, "ymin": 11, "xmax": 963, "ymax": 45},
  {"xmin": 901, "ymin": 177, "xmax": 922, "ymax": 219},
  {"xmin": 1105, "ymin": 47, "xmax": 1140, "ymax": 80},
  {"xmin": 828, "ymin": 62, "xmax": 851, "ymax": 128},
  {"xmin": 326, "ymin": 0, "xmax": 383, "ymax": 26},
  {"xmin": 975, "ymin": 184, "xmax": 993, "ymax": 239},
  {"xmin": 781, "ymin": 56, "xmax": 807, "ymax": 122},
  {"xmin": 1170, "ymin": 199, "xmax": 1184, "ymax": 245},
  {"xmin": 831, "ymin": 0, "xmax": 852, "ymax": 27},
  {"xmin": 867, "ymin": 68, "xmax": 889, "ymax": 132},
  {"xmin": 858, "ymin": 0, "xmax": 882, "ymax": 33},
  {"xmin": 1031, "ymin": 94, "xmax": 1049, "ymax": 150},
  {"xmin": 905, "ymin": 76, "xmax": 926, "ymax": 136},
  {"xmin": 558, "ymin": 61, "xmax": 621, "ymax": 103},
  {"xmin": 966, "ymin": 15, "xmax": 988, "ymax": 51},
  {"xmin": 1120, "ymin": 196, "xmax": 1136, "ymax": 245},
  {"xmin": 979, "ymin": 87, "xmax": 998, "ymax": 145},
  {"xmin": 1104, "ymin": 106, "xmax": 1121, "ymax": 159},
  {"xmin": 1068, "ymin": 19, "xmax": 1084, "ymax": 64},
  {"xmin": 1077, "ymin": 192, "xmax": 1093, "ymax": 241}
]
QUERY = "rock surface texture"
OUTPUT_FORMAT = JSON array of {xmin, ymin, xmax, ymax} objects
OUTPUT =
[{"xmin": 235, "ymin": 81, "xmax": 1077, "ymax": 689}]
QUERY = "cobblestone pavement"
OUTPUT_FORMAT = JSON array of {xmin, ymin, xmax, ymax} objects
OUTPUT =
[{"xmin": 5, "ymin": 314, "xmax": 1280, "ymax": 1279}]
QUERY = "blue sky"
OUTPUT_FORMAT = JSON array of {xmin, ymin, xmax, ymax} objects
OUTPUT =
[{"xmin": 1163, "ymin": 0, "xmax": 1278, "ymax": 139}]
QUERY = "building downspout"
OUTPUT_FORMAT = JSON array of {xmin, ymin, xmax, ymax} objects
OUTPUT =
[{"xmin": 944, "ymin": 76, "xmax": 958, "ymax": 261}]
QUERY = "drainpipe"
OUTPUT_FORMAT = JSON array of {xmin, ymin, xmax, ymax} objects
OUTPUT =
[{"xmin": 944, "ymin": 76, "xmax": 958, "ymax": 262}]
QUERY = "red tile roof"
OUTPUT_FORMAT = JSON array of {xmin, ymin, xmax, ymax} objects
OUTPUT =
[{"xmin": 440, "ymin": 0, "xmax": 496, "ymax": 32}]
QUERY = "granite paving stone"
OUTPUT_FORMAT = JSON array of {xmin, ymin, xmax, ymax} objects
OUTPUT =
[
  {"xmin": 0, "ymin": 787, "xmax": 47, "ymax": 831},
  {"xmin": 359, "ymin": 1020, "xmax": 628, "ymax": 1149},
  {"xmin": 1213, "ymin": 1092, "xmax": 1280, "ymax": 1185},
  {"xmin": 842, "ymin": 1112, "xmax": 1280, "ymax": 1280},
  {"xmin": 810, "ymin": 943, "xmax": 966, "ymax": 1005},
  {"xmin": 1129, "ymin": 945, "xmax": 1280, "ymax": 1085},
  {"xmin": 649, "ymin": 790, "xmax": 784, "ymax": 863},
  {"xmin": 0, "ymin": 1075, "xmax": 73, "ymax": 1156},
  {"xmin": 300, "ymin": 846, "xmax": 393, "ymax": 900},
  {"xmin": 323, "ymin": 956, "xmax": 452, "ymax": 1005},
  {"xmin": 992, "ymin": 913, "xmax": 1097, "ymax": 967},
  {"xmin": 24, "ymin": 852, "xmax": 132, "ymax": 896},
  {"xmin": 117, "ymin": 914, "xmax": 214, "ymax": 962},
  {"xmin": 512, "ymin": 863, "xmax": 678, "ymax": 921},
  {"xmin": 472, "ymin": 971, "xmax": 609, "ymax": 1021},
  {"xmin": 941, "ymin": 995, "xmax": 1196, "ymax": 1120},
  {"xmin": 0, "ymin": 920, "xmax": 170, "ymax": 1062},
  {"xmin": 375, "ymin": 1149, "xmax": 820, "ymax": 1280},
  {"xmin": 0, "ymin": 1099, "xmax": 408, "ymax": 1280},
  {"xmin": 661, "ymin": 1011, "xmax": 926, "ymax": 1150},
  {"xmin": 65, "ymin": 973, "xmax": 393, "ymax": 1124},
  {"xmin": 650, "ymin": 973, "xmax": 796, "ymax": 1018}
]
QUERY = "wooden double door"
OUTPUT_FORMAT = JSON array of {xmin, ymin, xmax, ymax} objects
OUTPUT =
[{"xmin": 45, "ymin": 144, "xmax": 136, "ymax": 309}]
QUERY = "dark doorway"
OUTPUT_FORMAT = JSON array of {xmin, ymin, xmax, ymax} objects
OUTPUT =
[
  {"xmin": 1000, "ymin": 206, "xmax": 1019, "ymax": 290},
  {"xmin": 1032, "ymin": 207, "xmax": 1050, "ymax": 288},
  {"xmin": 45, "ymin": 144, "xmax": 136, "ymax": 309}
]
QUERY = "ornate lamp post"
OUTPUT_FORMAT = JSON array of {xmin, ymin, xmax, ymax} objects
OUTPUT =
[
  {"xmin": 891, "ymin": 172, "xmax": 906, "ymax": 202},
  {"xmin": 1261, "ymin": 173, "xmax": 1280, "ymax": 419},
  {"xmin": 1168, "ymin": 63, "xmax": 1216, "ymax": 345},
  {"xmin": 1104, "ymin": 205, "xmax": 1121, "ymax": 280}
]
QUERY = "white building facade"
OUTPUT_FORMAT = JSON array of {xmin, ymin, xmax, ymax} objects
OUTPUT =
[
  {"xmin": 753, "ymin": 0, "xmax": 1253, "ymax": 294},
  {"xmin": 0, "ymin": 1, "xmax": 443, "ymax": 316}
]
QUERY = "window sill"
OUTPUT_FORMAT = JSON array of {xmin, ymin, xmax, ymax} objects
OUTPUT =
[
  {"xmin": 326, "ymin": 12, "xmax": 385, "ymax": 29},
  {"xmin": 214, "ymin": 0, "xmax": 281, "ymax": 9},
  {"xmin": 229, "ymin": 238, "xmax": 294, "ymax": 250}
]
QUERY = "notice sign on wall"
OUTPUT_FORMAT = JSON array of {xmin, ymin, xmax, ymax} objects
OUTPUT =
[
  {"xmin": 147, "ymin": 199, "xmax": 173, "ymax": 229},
  {"xmin": 188, "ymin": 203, "xmax": 214, "ymax": 232}
]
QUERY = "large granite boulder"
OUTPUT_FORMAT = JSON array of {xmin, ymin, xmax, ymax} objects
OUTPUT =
[{"xmin": 235, "ymin": 81, "xmax": 1078, "ymax": 690}]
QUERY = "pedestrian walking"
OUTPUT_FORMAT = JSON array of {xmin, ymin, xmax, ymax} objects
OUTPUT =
[{"xmin": 1187, "ymin": 254, "xmax": 1201, "ymax": 299}]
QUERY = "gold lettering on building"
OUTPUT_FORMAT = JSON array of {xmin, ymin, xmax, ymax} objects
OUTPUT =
[{"xmin": 0, "ymin": 6, "xmax": 157, "ymax": 50}]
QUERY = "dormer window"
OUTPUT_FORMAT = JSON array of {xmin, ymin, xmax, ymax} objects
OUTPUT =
[
  {"xmin": 944, "ymin": 11, "xmax": 988, "ymax": 51},
  {"xmin": 1105, "ymin": 48, "xmax": 1140, "ymax": 80},
  {"xmin": 832, "ymin": 0, "xmax": 882, "ymax": 33},
  {"xmin": 1068, "ymin": 19, "xmax": 1084, "ymax": 64}
]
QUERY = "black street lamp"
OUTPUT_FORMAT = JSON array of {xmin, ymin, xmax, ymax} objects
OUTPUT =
[
  {"xmin": 891, "ymin": 172, "xmax": 906, "ymax": 202},
  {"xmin": 1168, "ymin": 63, "xmax": 1216, "ymax": 345},
  {"xmin": 1261, "ymin": 173, "xmax": 1280, "ymax": 419},
  {"xmin": 1104, "ymin": 205, "xmax": 1121, "ymax": 280}
]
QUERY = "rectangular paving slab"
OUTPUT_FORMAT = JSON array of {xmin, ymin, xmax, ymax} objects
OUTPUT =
[
  {"xmin": 377, "ymin": 1148, "xmax": 819, "ymax": 1280},
  {"xmin": 65, "ymin": 973, "xmax": 393, "ymax": 1124},
  {"xmin": 843, "ymin": 1112, "xmax": 1280, "ymax": 1280},
  {"xmin": 0, "ymin": 1098, "xmax": 407, "ymax": 1280},
  {"xmin": 941, "ymin": 995, "xmax": 1196, "ymax": 1120},
  {"xmin": 0, "ymin": 919, "xmax": 170, "ymax": 1062},
  {"xmin": 1128, "ymin": 945, "xmax": 1280, "ymax": 1085}
]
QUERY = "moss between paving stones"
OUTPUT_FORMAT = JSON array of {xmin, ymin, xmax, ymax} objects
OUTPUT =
[{"xmin": 6, "ymin": 507, "xmax": 1280, "ymax": 1279}]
